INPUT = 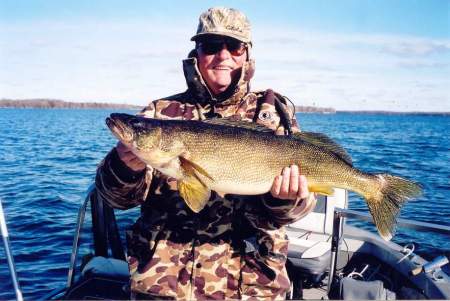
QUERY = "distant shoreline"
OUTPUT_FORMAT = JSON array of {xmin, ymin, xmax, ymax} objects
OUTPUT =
[
  {"xmin": 336, "ymin": 110, "xmax": 449, "ymax": 116},
  {"xmin": 295, "ymin": 106, "xmax": 449, "ymax": 115},
  {"xmin": 1, "ymin": 99, "xmax": 448, "ymax": 115},
  {"xmin": 294, "ymin": 105, "xmax": 336, "ymax": 114},
  {"xmin": 0, "ymin": 99, "xmax": 142, "ymax": 110}
]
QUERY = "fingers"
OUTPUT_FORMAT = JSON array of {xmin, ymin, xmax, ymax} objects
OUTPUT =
[
  {"xmin": 116, "ymin": 142, "xmax": 133, "ymax": 161},
  {"xmin": 115, "ymin": 142, "xmax": 146, "ymax": 172},
  {"xmin": 116, "ymin": 141, "xmax": 133, "ymax": 155},
  {"xmin": 270, "ymin": 165, "xmax": 310, "ymax": 201},
  {"xmin": 298, "ymin": 175, "xmax": 309, "ymax": 200},
  {"xmin": 270, "ymin": 175, "xmax": 283, "ymax": 196},
  {"xmin": 279, "ymin": 166, "xmax": 298, "ymax": 199},
  {"xmin": 279, "ymin": 166, "xmax": 291, "ymax": 197},
  {"xmin": 289, "ymin": 165, "xmax": 299, "ymax": 199}
]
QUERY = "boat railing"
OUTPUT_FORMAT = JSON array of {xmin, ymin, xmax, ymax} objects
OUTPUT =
[
  {"xmin": 66, "ymin": 184, "xmax": 94, "ymax": 288},
  {"xmin": 66, "ymin": 183, "xmax": 127, "ymax": 289},
  {"xmin": 327, "ymin": 208, "xmax": 450, "ymax": 293},
  {"xmin": 63, "ymin": 186, "xmax": 450, "ymax": 299}
]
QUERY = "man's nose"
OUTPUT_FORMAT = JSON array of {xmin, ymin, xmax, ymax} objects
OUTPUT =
[{"xmin": 216, "ymin": 45, "xmax": 231, "ymax": 59}]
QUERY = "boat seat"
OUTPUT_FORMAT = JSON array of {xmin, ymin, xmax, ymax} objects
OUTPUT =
[
  {"xmin": 65, "ymin": 256, "xmax": 130, "ymax": 300},
  {"xmin": 287, "ymin": 238, "xmax": 331, "ymax": 276},
  {"xmin": 82, "ymin": 256, "xmax": 130, "ymax": 280},
  {"xmin": 286, "ymin": 190, "xmax": 347, "ymax": 282}
]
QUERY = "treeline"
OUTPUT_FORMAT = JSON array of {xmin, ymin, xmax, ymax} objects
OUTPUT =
[
  {"xmin": 0, "ymin": 99, "xmax": 142, "ymax": 109},
  {"xmin": 2, "ymin": 98, "xmax": 338, "ymax": 113},
  {"xmin": 295, "ymin": 105, "xmax": 336, "ymax": 114},
  {"xmin": 339, "ymin": 110, "xmax": 449, "ymax": 115}
]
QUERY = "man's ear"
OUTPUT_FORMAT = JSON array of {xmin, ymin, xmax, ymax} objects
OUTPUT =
[{"xmin": 245, "ymin": 44, "xmax": 252, "ymax": 61}]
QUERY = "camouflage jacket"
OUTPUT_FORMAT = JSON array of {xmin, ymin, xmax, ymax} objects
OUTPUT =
[{"xmin": 95, "ymin": 55, "xmax": 316, "ymax": 300}]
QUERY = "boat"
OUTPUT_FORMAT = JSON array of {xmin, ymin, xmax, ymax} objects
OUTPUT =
[{"xmin": 4, "ymin": 184, "xmax": 449, "ymax": 300}]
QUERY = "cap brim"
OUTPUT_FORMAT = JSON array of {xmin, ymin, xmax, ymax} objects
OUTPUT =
[{"xmin": 191, "ymin": 32, "xmax": 251, "ymax": 44}]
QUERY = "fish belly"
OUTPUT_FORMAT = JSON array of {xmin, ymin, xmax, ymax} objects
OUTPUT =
[{"xmin": 211, "ymin": 180, "xmax": 272, "ymax": 195}]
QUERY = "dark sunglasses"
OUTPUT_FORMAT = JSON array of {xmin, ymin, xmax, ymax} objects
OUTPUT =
[{"xmin": 197, "ymin": 38, "xmax": 247, "ymax": 56}]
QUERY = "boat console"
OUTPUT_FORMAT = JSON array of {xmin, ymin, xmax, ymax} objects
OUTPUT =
[{"xmin": 286, "ymin": 190, "xmax": 347, "ymax": 298}]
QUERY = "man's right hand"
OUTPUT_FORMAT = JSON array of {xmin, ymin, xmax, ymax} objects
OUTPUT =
[{"xmin": 116, "ymin": 142, "xmax": 146, "ymax": 172}]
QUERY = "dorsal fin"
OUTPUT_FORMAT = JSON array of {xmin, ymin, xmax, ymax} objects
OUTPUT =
[
  {"xmin": 203, "ymin": 117, "xmax": 273, "ymax": 133},
  {"xmin": 293, "ymin": 132, "xmax": 353, "ymax": 166}
]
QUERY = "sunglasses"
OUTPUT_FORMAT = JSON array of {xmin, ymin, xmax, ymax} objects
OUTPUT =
[{"xmin": 197, "ymin": 38, "xmax": 247, "ymax": 56}]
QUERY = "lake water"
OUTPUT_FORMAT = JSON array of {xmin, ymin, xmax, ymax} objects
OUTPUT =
[{"xmin": 0, "ymin": 109, "xmax": 448, "ymax": 299}]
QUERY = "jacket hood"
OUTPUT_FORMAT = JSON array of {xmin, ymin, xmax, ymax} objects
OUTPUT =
[{"xmin": 182, "ymin": 50, "xmax": 255, "ymax": 106}]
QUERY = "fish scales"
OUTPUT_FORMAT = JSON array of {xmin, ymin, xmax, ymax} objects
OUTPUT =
[
  {"xmin": 106, "ymin": 113, "xmax": 422, "ymax": 241},
  {"xmin": 162, "ymin": 121, "xmax": 356, "ymax": 195}
]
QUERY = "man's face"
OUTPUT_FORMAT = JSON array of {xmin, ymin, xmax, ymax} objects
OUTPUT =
[{"xmin": 196, "ymin": 36, "xmax": 247, "ymax": 96}]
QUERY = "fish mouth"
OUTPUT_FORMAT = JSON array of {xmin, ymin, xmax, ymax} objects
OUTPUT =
[{"xmin": 106, "ymin": 114, "xmax": 134, "ymax": 144}]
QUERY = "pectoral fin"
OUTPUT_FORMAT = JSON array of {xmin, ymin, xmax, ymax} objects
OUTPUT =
[
  {"xmin": 178, "ymin": 156, "xmax": 213, "ymax": 213},
  {"xmin": 179, "ymin": 156, "xmax": 214, "ymax": 181},
  {"xmin": 308, "ymin": 184, "xmax": 334, "ymax": 196},
  {"xmin": 178, "ymin": 177, "xmax": 211, "ymax": 213}
]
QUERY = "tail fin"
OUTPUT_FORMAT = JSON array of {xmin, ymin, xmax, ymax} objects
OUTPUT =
[{"xmin": 366, "ymin": 174, "xmax": 422, "ymax": 241}]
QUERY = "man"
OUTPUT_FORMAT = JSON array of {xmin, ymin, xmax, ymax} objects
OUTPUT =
[{"xmin": 96, "ymin": 7, "xmax": 316, "ymax": 300}]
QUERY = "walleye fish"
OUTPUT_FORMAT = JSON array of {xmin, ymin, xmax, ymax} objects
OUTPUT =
[{"xmin": 106, "ymin": 113, "xmax": 422, "ymax": 240}]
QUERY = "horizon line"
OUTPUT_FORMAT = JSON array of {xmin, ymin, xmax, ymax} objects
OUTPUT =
[{"xmin": 1, "ymin": 98, "xmax": 449, "ymax": 114}]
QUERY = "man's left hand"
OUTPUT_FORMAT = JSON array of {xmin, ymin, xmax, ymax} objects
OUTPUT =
[{"xmin": 270, "ymin": 165, "xmax": 310, "ymax": 201}]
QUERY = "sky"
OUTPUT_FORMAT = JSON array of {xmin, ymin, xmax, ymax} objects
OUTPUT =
[{"xmin": 0, "ymin": 0, "xmax": 449, "ymax": 111}]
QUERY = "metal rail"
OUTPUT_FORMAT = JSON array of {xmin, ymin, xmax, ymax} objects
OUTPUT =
[
  {"xmin": 336, "ymin": 208, "xmax": 450, "ymax": 234},
  {"xmin": 0, "ymin": 199, "xmax": 24, "ymax": 301},
  {"xmin": 66, "ymin": 185, "xmax": 95, "ymax": 288},
  {"xmin": 327, "ymin": 208, "xmax": 450, "ymax": 294}
]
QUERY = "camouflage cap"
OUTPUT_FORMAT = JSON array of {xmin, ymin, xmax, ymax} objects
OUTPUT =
[{"xmin": 191, "ymin": 7, "xmax": 252, "ymax": 44}]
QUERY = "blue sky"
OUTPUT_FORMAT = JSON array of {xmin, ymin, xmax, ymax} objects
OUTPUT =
[{"xmin": 1, "ymin": 0, "xmax": 449, "ymax": 111}]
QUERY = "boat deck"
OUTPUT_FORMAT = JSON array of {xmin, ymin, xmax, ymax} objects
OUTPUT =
[{"xmin": 301, "ymin": 286, "xmax": 328, "ymax": 300}]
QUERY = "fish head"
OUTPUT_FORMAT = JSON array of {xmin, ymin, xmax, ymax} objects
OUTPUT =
[{"xmin": 106, "ymin": 113, "xmax": 162, "ymax": 153}]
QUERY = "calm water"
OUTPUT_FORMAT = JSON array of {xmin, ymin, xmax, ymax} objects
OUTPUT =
[{"xmin": 0, "ymin": 109, "xmax": 449, "ymax": 299}]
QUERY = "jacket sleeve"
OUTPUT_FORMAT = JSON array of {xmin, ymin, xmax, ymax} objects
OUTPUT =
[
  {"xmin": 95, "ymin": 103, "xmax": 156, "ymax": 210},
  {"xmin": 261, "ymin": 193, "xmax": 317, "ymax": 226}
]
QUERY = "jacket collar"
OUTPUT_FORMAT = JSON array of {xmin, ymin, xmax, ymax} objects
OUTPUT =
[{"xmin": 182, "ymin": 52, "xmax": 255, "ymax": 106}]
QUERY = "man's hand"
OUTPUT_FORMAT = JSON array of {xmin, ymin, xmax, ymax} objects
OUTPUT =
[
  {"xmin": 116, "ymin": 142, "xmax": 146, "ymax": 172},
  {"xmin": 270, "ymin": 165, "xmax": 309, "ymax": 201}
]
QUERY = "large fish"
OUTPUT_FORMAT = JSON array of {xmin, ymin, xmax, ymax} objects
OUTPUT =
[{"xmin": 105, "ymin": 113, "xmax": 422, "ymax": 240}]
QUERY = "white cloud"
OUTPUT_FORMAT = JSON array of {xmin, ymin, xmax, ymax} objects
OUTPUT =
[
  {"xmin": 251, "ymin": 27, "xmax": 450, "ymax": 111},
  {"xmin": 0, "ymin": 21, "xmax": 449, "ymax": 111},
  {"xmin": 380, "ymin": 40, "xmax": 450, "ymax": 57}
]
